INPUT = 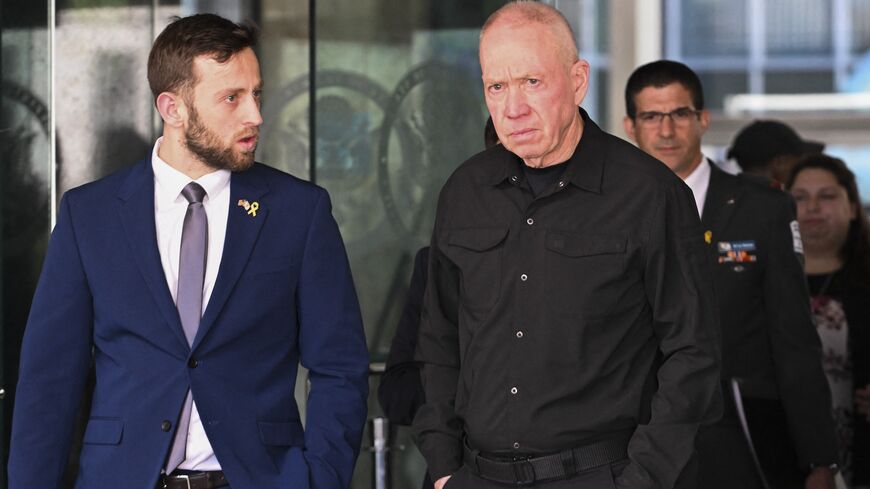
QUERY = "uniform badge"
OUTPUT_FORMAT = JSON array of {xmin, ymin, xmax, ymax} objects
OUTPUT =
[
  {"xmin": 704, "ymin": 230, "xmax": 712, "ymax": 244},
  {"xmin": 717, "ymin": 240, "xmax": 758, "ymax": 263},
  {"xmin": 790, "ymin": 220, "xmax": 803, "ymax": 255}
]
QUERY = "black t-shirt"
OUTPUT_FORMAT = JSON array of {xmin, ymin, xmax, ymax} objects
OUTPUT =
[{"xmin": 521, "ymin": 161, "xmax": 568, "ymax": 198}]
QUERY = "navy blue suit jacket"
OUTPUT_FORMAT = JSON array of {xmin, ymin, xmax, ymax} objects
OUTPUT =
[{"xmin": 8, "ymin": 159, "xmax": 369, "ymax": 489}]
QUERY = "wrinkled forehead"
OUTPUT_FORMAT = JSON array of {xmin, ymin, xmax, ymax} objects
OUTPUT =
[
  {"xmin": 481, "ymin": 12, "xmax": 576, "ymax": 62},
  {"xmin": 480, "ymin": 23, "xmax": 563, "ymax": 76}
]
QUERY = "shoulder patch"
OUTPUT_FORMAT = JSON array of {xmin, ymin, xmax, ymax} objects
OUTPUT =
[{"xmin": 791, "ymin": 220, "xmax": 804, "ymax": 255}]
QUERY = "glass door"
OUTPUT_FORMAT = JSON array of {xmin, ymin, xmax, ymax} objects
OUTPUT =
[{"xmin": 1, "ymin": 1, "xmax": 53, "ymax": 483}]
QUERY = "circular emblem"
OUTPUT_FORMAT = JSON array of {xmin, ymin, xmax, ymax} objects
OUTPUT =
[
  {"xmin": 260, "ymin": 70, "xmax": 392, "ymax": 245},
  {"xmin": 377, "ymin": 61, "xmax": 485, "ymax": 242},
  {"xmin": 1, "ymin": 80, "xmax": 55, "ymax": 253}
]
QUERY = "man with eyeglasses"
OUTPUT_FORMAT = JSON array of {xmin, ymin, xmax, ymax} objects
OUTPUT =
[{"xmin": 624, "ymin": 60, "xmax": 839, "ymax": 489}]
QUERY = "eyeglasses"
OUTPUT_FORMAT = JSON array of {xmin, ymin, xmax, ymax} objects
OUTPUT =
[{"xmin": 635, "ymin": 107, "xmax": 701, "ymax": 128}]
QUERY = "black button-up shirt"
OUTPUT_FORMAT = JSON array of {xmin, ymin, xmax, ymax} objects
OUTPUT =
[{"xmin": 414, "ymin": 111, "xmax": 722, "ymax": 488}]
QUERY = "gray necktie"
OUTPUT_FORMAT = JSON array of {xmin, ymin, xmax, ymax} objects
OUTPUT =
[{"xmin": 166, "ymin": 182, "xmax": 208, "ymax": 473}]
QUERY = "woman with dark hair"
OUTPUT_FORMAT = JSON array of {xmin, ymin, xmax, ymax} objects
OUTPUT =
[{"xmin": 788, "ymin": 154, "xmax": 870, "ymax": 487}]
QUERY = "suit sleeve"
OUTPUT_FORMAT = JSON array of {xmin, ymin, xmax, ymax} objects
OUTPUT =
[
  {"xmin": 412, "ymin": 190, "xmax": 464, "ymax": 481},
  {"xmin": 763, "ymin": 194, "xmax": 838, "ymax": 468},
  {"xmin": 297, "ymin": 189, "xmax": 370, "ymax": 489},
  {"xmin": 8, "ymin": 194, "xmax": 94, "ymax": 488},
  {"xmin": 617, "ymin": 180, "xmax": 723, "ymax": 489}
]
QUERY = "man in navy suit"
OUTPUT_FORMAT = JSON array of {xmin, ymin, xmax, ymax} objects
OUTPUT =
[{"xmin": 8, "ymin": 14, "xmax": 369, "ymax": 489}]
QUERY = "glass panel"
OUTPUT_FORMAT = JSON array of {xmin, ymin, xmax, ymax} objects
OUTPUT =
[
  {"xmin": 312, "ymin": 1, "xmax": 504, "ymax": 487},
  {"xmin": 54, "ymin": 0, "xmax": 161, "ymax": 194},
  {"xmin": 766, "ymin": 0, "xmax": 831, "ymax": 55},
  {"xmin": 1, "ymin": 0, "xmax": 52, "ymax": 480},
  {"xmin": 554, "ymin": 0, "xmax": 609, "ymax": 124},
  {"xmin": 313, "ymin": 0, "xmax": 501, "ymax": 359},
  {"xmin": 697, "ymin": 71, "xmax": 748, "ymax": 110},
  {"xmin": 854, "ymin": 0, "xmax": 870, "ymax": 53},
  {"xmin": 765, "ymin": 71, "xmax": 835, "ymax": 93},
  {"xmin": 681, "ymin": 0, "xmax": 747, "ymax": 56},
  {"xmin": 596, "ymin": 0, "xmax": 609, "ymax": 52},
  {"xmin": 852, "ymin": 0, "xmax": 870, "ymax": 94},
  {"xmin": 259, "ymin": 0, "xmax": 310, "ymax": 179}
]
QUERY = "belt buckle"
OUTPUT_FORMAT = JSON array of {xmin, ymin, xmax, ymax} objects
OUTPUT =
[
  {"xmin": 176, "ymin": 474, "xmax": 192, "ymax": 489},
  {"xmin": 512, "ymin": 456, "xmax": 536, "ymax": 486}
]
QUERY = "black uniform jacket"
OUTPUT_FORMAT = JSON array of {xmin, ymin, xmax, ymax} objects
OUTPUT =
[
  {"xmin": 413, "ymin": 110, "xmax": 722, "ymax": 489},
  {"xmin": 700, "ymin": 162, "xmax": 838, "ymax": 476}
]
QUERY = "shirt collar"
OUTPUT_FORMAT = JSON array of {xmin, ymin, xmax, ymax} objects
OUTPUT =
[
  {"xmin": 484, "ymin": 108, "xmax": 605, "ymax": 194},
  {"xmin": 681, "ymin": 155, "xmax": 711, "ymax": 217},
  {"xmin": 682, "ymin": 155, "xmax": 711, "ymax": 194},
  {"xmin": 151, "ymin": 137, "xmax": 231, "ymax": 205}
]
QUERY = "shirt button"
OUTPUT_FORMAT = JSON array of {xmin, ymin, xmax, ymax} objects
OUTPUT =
[
  {"xmin": 520, "ymin": 273, "xmax": 528, "ymax": 281},
  {"xmin": 510, "ymin": 387, "xmax": 518, "ymax": 395},
  {"xmin": 526, "ymin": 218, "xmax": 534, "ymax": 226},
  {"xmin": 161, "ymin": 420, "xmax": 172, "ymax": 432},
  {"xmin": 513, "ymin": 442, "xmax": 521, "ymax": 449},
  {"xmin": 558, "ymin": 180, "xmax": 566, "ymax": 188},
  {"xmin": 516, "ymin": 331, "xmax": 524, "ymax": 338},
  {"xmin": 510, "ymin": 175, "xmax": 519, "ymax": 182}
]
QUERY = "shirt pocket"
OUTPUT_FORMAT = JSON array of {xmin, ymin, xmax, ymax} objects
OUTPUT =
[
  {"xmin": 446, "ymin": 226, "xmax": 509, "ymax": 312},
  {"xmin": 545, "ymin": 231, "xmax": 628, "ymax": 317}
]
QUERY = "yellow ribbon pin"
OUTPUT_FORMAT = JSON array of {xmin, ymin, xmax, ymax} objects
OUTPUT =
[
  {"xmin": 248, "ymin": 202, "xmax": 259, "ymax": 217},
  {"xmin": 704, "ymin": 230, "xmax": 712, "ymax": 244}
]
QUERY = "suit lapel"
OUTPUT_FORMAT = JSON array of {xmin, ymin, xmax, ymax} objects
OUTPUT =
[
  {"xmin": 193, "ymin": 167, "xmax": 270, "ymax": 349},
  {"xmin": 117, "ymin": 159, "xmax": 189, "ymax": 349},
  {"xmin": 701, "ymin": 160, "xmax": 742, "ymax": 237}
]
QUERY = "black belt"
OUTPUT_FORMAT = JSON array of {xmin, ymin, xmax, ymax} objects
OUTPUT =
[
  {"xmin": 159, "ymin": 470, "xmax": 229, "ymax": 489},
  {"xmin": 463, "ymin": 431, "xmax": 631, "ymax": 486}
]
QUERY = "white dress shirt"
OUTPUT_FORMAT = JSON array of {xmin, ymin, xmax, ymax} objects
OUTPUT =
[
  {"xmin": 152, "ymin": 137, "xmax": 229, "ymax": 470},
  {"xmin": 682, "ymin": 155, "xmax": 711, "ymax": 218}
]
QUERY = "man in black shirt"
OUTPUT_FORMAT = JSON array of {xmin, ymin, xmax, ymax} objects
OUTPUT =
[
  {"xmin": 412, "ymin": 3, "xmax": 722, "ymax": 489},
  {"xmin": 623, "ymin": 60, "xmax": 839, "ymax": 489}
]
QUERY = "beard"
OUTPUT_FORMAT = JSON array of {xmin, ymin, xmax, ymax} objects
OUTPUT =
[{"xmin": 184, "ymin": 104, "xmax": 257, "ymax": 172}]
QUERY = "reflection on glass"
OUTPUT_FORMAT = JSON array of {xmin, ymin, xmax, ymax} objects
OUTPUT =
[
  {"xmin": 312, "ymin": 2, "xmax": 502, "ymax": 487},
  {"xmin": 1, "ymin": 1, "xmax": 52, "ymax": 481}
]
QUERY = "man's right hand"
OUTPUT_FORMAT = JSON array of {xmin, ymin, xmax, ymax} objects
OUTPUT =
[{"xmin": 434, "ymin": 475, "xmax": 452, "ymax": 489}]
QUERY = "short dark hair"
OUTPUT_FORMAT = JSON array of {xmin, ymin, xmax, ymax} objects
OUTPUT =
[
  {"xmin": 786, "ymin": 153, "xmax": 870, "ymax": 283},
  {"xmin": 624, "ymin": 60, "xmax": 704, "ymax": 118},
  {"xmin": 147, "ymin": 13, "xmax": 259, "ymax": 103}
]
